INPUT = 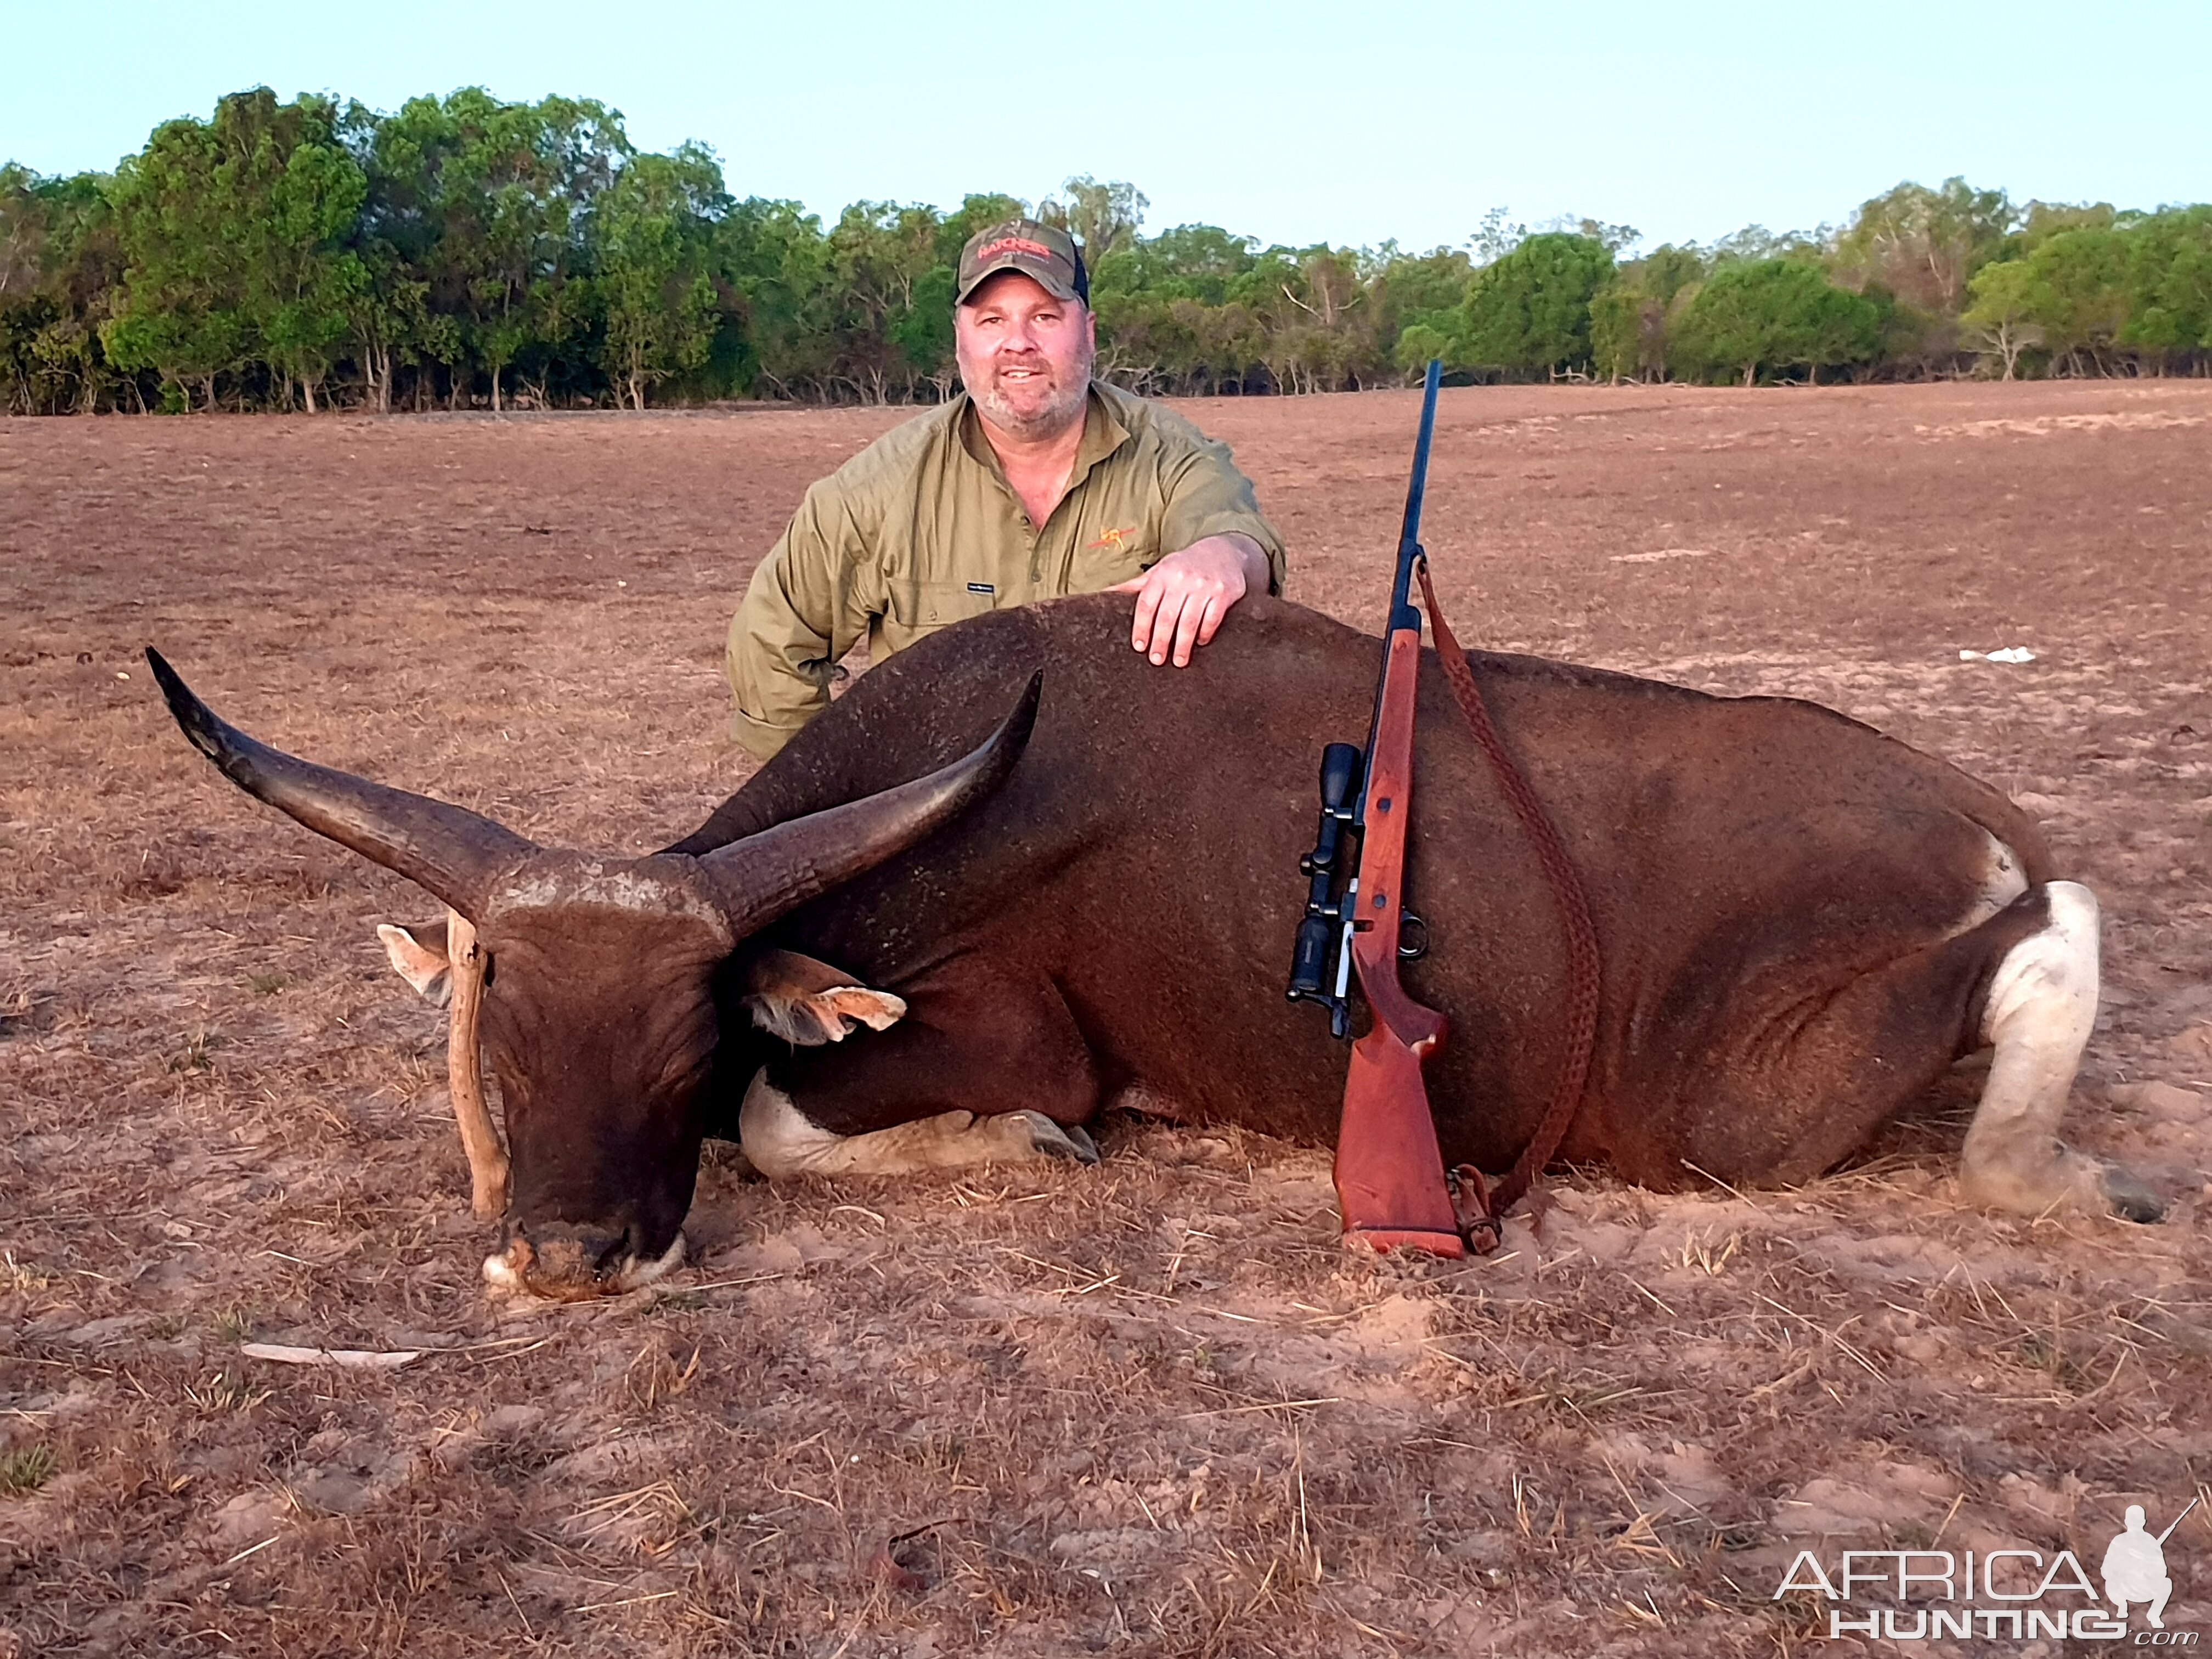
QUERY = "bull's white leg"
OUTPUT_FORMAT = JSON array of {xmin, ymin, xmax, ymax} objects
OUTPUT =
[
  {"xmin": 1960, "ymin": 882, "xmax": 2159, "ymax": 1221},
  {"xmin": 738, "ymin": 1073, "xmax": 1098, "ymax": 1180}
]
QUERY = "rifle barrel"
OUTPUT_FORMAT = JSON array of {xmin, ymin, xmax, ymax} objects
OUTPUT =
[
  {"xmin": 2157, "ymin": 1496, "xmax": 2200, "ymax": 1544},
  {"xmin": 1359, "ymin": 357, "xmax": 1443, "ymax": 829},
  {"xmin": 1389, "ymin": 357, "xmax": 1443, "ymax": 619}
]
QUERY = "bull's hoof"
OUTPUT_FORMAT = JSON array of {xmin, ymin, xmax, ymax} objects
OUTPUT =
[
  {"xmin": 2103, "ymin": 1165, "xmax": 2164, "ymax": 1224},
  {"xmin": 1022, "ymin": 1112, "xmax": 1099, "ymax": 1166}
]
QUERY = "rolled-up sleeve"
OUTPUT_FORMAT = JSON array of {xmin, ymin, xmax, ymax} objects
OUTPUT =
[
  {"xmin": 726, "ymin": 482, "xmax": 877, "ymax": 761},
  {"xmin": 1158, "ymin": 438, "xmax": 1288, "ymax": 595}
]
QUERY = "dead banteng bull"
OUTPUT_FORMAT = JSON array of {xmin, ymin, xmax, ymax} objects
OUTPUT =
[{"xmin": 148, "ymin": 595, "xmax": 2159, "ymax": 1298}]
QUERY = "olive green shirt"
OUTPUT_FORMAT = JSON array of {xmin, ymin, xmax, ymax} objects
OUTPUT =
[{"xmin": 727, "ymin": 381, "xmax": 1286, "ymax": 759}]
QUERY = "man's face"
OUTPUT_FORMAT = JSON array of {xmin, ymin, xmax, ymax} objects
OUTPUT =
[{"xmin": 955, "ymin": 270, "xmax": 1096, "ymax": 441}]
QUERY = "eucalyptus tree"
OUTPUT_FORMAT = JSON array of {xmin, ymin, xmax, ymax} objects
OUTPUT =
[
  {"xmin": 1673, "ymin": 258, "xmax": 1885, "ymax": 385},
  {"xmin": 1041, "ymin": 176, "xmax": 1147, "ymax": 260},
  {"xmin": 102, "ymin": 101, "xmax": 254, "ymax": 409},
  {"xmin": 716, "ymin": 195, "xmax": 834, "ymax": 398},
  {"xmin": 1457, "ymin": 232, "xmax": 1615, "ymax": 377},
  {"xmin": 1590, "ymin": 244, "xmax": 1706, "ymax": 382},
  {"xmin": 820, "ymin": 201, "xmax": 949, "ymax": 402},
  {"xmin": 593, "ymin": 144, "xmax": 725, "ymax": 410},
  {"xmin": 354, "ymin": 89, "xmax": 627, "ymax": 409},
  {"xmin": 0, "ymin": 165, "xmax": 124, "ymax": 413},
  {"xmin": 101, "ymin": 90, "xmax": 366, "ymax": 411},
  {"xmin": 2118, "ymin": 205, "xmax": 2212, "ymax": 368},
  {"xmin": 1831, "ymin": 178, "xmax": 2015, "ymax": 318}
]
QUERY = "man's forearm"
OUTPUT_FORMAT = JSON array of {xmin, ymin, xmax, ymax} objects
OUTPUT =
[{"xmin": 727, "ymin": 556, "xmax": 839, "ymax": 762}]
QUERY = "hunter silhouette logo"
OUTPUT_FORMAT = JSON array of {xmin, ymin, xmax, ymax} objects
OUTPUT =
[{"xmin": 2106, "ymin": 1500, "xmax": 2196, "ymax": 1629}]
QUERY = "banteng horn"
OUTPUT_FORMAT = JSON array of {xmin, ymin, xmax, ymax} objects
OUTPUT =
[
  {"xmin": 697, "ymin": 670, "xmax": 1043, "ymax": 934},
  {"xmin": 146, "ymin": 648, "xmax": 538, "ymax": 919}
]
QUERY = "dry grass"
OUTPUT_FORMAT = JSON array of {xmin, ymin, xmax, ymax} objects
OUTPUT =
[{"xmin": 3, "ymin": 381, "xmax": 2211, "ymax": 1655}]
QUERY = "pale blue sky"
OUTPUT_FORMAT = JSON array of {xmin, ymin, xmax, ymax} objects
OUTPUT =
[{"xmin": 8, "ymin": 0, "xmax": 2205, "ymax": 253}]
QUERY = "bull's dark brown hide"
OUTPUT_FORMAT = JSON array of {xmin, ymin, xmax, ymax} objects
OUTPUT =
[{"xmin": 684, "ymin": 594, "xmax": 2044, "ymax": 1192}]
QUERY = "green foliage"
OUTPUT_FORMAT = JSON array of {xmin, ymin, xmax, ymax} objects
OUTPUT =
[
  {"xmin": 1673, "ymin": 259, "xmax": 1887, "ymax": 385},
  {"xmin": 1392, "ymin": 322, "xmax": 1455, "ymax": 376},
  {"xmin": 1457, "ymin": 233, "xmax": 1615, "ymax": 376},
  {"xmin": 1373, "ymin": 246, "xmax": 1476, "ymax": 379},
  {"xmin": 9, "ymin": 100, "xmax": 2212, "ymax": 413},
  {"xmin": 103, "ymin": 89, "xmax": 366, "ymax": 410},
  {"xmin": 1, "ymin": 163, "xmax": 125, "ymax": 412},
  {"xmin": 1961, "ymin": 257, "xmax": 2042, "ymax": 378},
  {"xmin": 2016, "ymin": 228, "xmax": 2132, "ymax": 366},
  {"xmin": 594, "ymin": 145, "xmax": 724, "ymax": 409},
  {"xmin": 2119, "ymin": 205, "xmax": 2212, "ymax": 354},
  {"xmin": 351, "ymin": 88, "xmax": 628, "ymax": 409},
  {"xmin": 1705, "ymin": 225, "xmax": 1824, "ymax": 267},
  {"xmin": 716, "ymin": 196, "xmax": 833, "ymax": 398},
  {"xmin": 0, "ymin": 1444, "xmax": 55, "ymax": 1496},
  {"xmin": 2016, "ymin": 200, "xmax": 2117, "ymax": 255},
  {"xmin": 1589, "ymin": 244, "xmax": 1708, "ymax": 383}
]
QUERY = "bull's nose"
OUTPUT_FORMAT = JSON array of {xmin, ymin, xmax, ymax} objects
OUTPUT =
[{"xmin": 503, "ymin": 1221, "xmax": 636, "ymax": 1298}]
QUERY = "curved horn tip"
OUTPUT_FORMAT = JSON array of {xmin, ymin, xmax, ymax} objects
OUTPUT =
[
  {"xmin": 144, "ymin": 646, "xmax": 233, "ymax": 764},
  {"xmin": 144, "ymin": 646, "xmax": 202, "ymax": 715},
  {"xmin": 1006, "ymin": 669, "xmax": 1044, "ymax": 746},
  {"xmin": 145, "ymin": 646, "xmax": 185, "ymax": 702}
]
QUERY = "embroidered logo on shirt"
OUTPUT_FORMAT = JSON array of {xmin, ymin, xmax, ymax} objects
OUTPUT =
[
  {"xmin": 1087, "ymin": 526, "xmax": 1139, "ymax": 552},
  {"xmin": 967, "ymin": 582, "xmax": 995, "ymax": 595}
]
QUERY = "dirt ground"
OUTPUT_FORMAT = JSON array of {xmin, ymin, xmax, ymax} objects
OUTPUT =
[{"xmin": 3, "ymin": 379, "xmax": 2210, "ymax": 1658}]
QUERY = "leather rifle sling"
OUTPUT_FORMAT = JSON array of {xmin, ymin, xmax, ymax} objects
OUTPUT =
[{"xmin": 1415, "ymin": 557, "xmax": 1603, "ymax": 1238}]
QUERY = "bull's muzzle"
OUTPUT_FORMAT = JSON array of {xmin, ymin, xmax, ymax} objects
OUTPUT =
[{"xmin": 483, "ymin": 1224, "xmax": 687, "ymax": 1301}]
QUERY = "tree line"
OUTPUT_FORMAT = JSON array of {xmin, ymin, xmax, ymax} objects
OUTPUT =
[{"xmin": 4, "ymin": 87, "xmax": 2209, "ymax": 415}]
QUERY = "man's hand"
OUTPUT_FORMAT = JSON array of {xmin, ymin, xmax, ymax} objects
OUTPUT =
[{"xmin": 1109, "ymin": 533, "xmax": 1271, "ymax": 668}]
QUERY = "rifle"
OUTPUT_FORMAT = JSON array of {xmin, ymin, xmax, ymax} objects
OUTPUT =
[
  {"xmin": 1287, "ymin": 366, "xmax": 1606, "ymax": 1259},
  {"xmin": 2156, "ymin": 1497, "xmax": 2201, "ymax": 1545},
  {"xmin": 1286, "ymin": 359, "xmax": 1467, "ymax": 1257}
]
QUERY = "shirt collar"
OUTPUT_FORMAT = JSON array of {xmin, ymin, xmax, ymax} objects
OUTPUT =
[{"xmin": 953, "ymin": 383, "xmax": 1132, "ymax": 492}]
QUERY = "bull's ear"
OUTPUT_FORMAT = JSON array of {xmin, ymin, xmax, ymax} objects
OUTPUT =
[
  {"xmin": 742, "ymin": 949, "xmax": 905, "ymax": 1046},
  {"xmin": 376, "ymin": 922, "xmax": 453, "ymax": 1006}
]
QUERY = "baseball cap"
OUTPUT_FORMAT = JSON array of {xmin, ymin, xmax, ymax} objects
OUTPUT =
[{"xmin": 955, "ymin": 218, "xmax": 1089, "ymax": 307}]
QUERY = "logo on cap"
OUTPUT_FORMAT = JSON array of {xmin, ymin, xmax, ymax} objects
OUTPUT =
[
  {"xmin": 956, "ymin": 217, "xmax": 1088, "ymax": 307},
  {"xmin": 974, "ymin": 237, "xmax": 1054, "ymax": 263}
]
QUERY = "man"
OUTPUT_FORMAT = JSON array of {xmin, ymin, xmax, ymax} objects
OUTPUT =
[
  {"xmin": 726, "ymin": 217, "xmax": 1285, "ymax": 760},
  {"xmin": 2102, "ymin": 1505, "xmax": 2175, "ymax": 1628}
]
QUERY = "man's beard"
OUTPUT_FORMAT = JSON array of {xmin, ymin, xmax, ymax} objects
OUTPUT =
[{"xmin": 966, "ymin": 345, "xmax": 1092, "ymax": 439}]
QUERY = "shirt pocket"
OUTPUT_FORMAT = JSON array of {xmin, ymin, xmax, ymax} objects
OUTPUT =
[
  {"xmin": 1066, "ymin": 521, "xmax": 1159, "ymax": 594},
  {"xmin": 909, "ymin": 579, "xmax": 1003, "ymax": 628}
]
